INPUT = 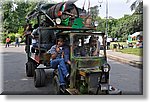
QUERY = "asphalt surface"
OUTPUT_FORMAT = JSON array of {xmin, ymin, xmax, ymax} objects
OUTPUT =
[
  {"xmin": 1, "ymin": 45, "xmax": 55, "ymax": 95},
  {"xmin": 0, "ymin": 45, "xmax": 142, "ymax": 95},
  {"xmin": 109, "ymin": 59, "xmax": 142, "ymax": 95},
  {"xmin": 106, "ymin": 50, "xmax": 143, "ymax": 68}
]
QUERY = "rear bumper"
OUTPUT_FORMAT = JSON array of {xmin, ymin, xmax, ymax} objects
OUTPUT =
[{"xmin": 65, "ymin": 85, "xmax": 122, "ymax": 95}]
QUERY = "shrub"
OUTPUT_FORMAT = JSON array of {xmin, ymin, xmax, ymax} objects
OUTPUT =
[{"xmin": 8, "ymin": 33, "xmax": 16, "ymax": 43}]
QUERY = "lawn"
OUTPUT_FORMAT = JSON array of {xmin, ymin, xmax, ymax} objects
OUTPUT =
[
  {"xmin": 117, "ymin": 48, "xmax": 143, "ymax": 56},
  {"xmin": 110, "ymin": 42, "xmax": 142, "ymax": 56}
]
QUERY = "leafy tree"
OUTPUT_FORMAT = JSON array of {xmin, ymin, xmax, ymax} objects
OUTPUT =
[
  {"xmin": 130, "ymin": 0, "xmax": 143, "ymax": 11},
  {"xmin": 1, "ymin": 0, "xmax": 143, "ymax": 43},
  {"xmin": 89, "ymin": 5, "xmax": 99, "ymax": 21},
  {"xmin": 2, "ymin": 1, "xmax": 37, "ymax": 33},
  {"xmin": 96, "ymin": 1, "xmax": 143, "ymax": 41}
]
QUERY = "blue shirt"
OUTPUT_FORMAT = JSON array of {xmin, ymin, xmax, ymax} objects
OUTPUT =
[{"xmin": 47, "ymin": 45, "xmax": 70, "ymax": 62}]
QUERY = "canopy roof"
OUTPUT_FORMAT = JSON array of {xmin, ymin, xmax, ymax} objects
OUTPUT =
[{"xmin": 130, "ymin": 31, "xmax": 143, "ymax": 38}]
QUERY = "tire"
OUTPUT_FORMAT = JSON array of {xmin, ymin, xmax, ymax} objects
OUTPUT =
[
  {"xmin": 53, "ymin": 75, "xmax": 60, "ymax": 94},
  {"xmin": 34, "ymin": 69, "xmax": 46, "ymax": 87},
  {"xmin": 26, "ymin": 61, "xmax": 35, "ymax": 77}
]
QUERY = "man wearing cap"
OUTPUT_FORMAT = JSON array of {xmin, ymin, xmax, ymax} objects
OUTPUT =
[{"xmin": 47, "ymin": 37, "xmax": 71, "ymax": 91}]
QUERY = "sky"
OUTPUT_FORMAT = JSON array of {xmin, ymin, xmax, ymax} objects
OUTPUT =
[
  {"xmin": 0, "ymin": 0, "xmax": 137, "ymax": 19},
  {"xmin": 52, "ymin": 0, "xmax": 136, "ymax": 19}
]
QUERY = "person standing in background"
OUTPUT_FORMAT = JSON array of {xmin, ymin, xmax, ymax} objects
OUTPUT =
[
  {"xmin": 18, "ymin": 37, "xmax": 22, "ymax": 46},
  {"xmin": 15, "ymin": 37, "xmax": 19, "ymax": 47},
  {"xmin": 107, "ymin": 37, "xmax": 111, "ymax": 50},
  {"xmin": 5, "ymin": 37, "xmax": 10, "ymax": 48}
]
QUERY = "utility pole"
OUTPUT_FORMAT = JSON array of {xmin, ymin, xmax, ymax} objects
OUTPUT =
[
  {"xmin": 99, "ymin": 0, "xmax": 108, "ymax": 49},
  {"xmin": 98, "ymin": 0, "xmax": 108, "ymax": 37},
  {"xmin": 105, "ymin": 0, "xmax": 108, "ymax": 38}
]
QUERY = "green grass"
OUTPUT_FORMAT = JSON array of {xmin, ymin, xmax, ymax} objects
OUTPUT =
[
  {"xmin": 117, "ymin": 48, "xmax": 143, "ymax": 56},
  {"xmin": 110, "ymin": 42, "xmax": 142, "ymax": 56}
]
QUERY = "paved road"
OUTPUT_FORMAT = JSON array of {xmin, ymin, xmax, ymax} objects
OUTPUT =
[
  {"xmin": 0, "ymin": 45, "xmax": 142, "ymax": 95},
  {"xmin": 108, "ymin": 59, "xmax": 142, "ymax": 95},
  {"xmin": 1, "ymin": 45, "xmax": 55, "ymax": 95}
]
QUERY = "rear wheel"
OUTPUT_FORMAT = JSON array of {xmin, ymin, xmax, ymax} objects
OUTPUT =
[
  {"xmin": 53, "ymin": 75, "xmax": 61, "ymax": 94},
  {"xmin": 34, "ymin": 69, "xmax": 46, "ymax": 87},
  {"xmin": 53, "ymin": 69, "xmax": 62, "ymax": 94},
  {"xmin": 26, "ymin": 61, "xmax": 35, "ymax": 77}
]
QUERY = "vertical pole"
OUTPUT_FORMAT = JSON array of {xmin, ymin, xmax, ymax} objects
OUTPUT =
[
  {"xmin": 103, "ymin": 34, "xmax": 107, "ymax": 61},
  {"xmin": 106, "ymin": 0, "xmax": 108, "ymax": 38},
  {"xmin": 105, "ymin": 0, "xmax": 108, "ymax": 50}
]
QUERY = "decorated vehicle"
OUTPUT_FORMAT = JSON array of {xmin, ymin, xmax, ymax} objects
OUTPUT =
[{"xmin": 24, "ymin": 1, "xmax": 121, "ymax": 95}]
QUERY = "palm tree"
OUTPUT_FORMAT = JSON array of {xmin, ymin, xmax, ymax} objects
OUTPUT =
[{"xmin": 126, "ymin": 0, "xmax": 143, "ymax": 11}]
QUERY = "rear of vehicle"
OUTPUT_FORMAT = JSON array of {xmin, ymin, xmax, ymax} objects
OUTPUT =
[{"xmin": 24, "ymin": 1, "xmax": 121, "ymax": 95}]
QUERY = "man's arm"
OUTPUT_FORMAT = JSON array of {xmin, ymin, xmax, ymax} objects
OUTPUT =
[
  {"xmin": 31, "ymin": 29, "xmax": 38, "ymax": 38},
  {"xmin": 92, "ymin": 41, "xmax": 100, "ymax": 56},
  {"xmin": 47, "ymin": 45, "xmax": 57, "ymax": 59}
]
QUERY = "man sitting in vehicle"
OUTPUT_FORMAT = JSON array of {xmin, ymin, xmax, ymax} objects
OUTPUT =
[
  {"xmin": 73, "ymin": 35, "xmax": 100, "ymax": 57},
  {"xmin": 89, "ymin": 36, "xmax": 100, "ymax": 56},
  {"xmin": 73, "ymin": 40, "xmax": 86, "ymax": 57},
  {"xmin": 31, "ymin": 24, "xmax": 39, "ymax": 48},
  {"xmin": 31, "ymin": 21, "xmax": 56, "ymax": 51},
  {"xmin": 47, "ymin": 37, "xmax": 71, "ymax": 91}
]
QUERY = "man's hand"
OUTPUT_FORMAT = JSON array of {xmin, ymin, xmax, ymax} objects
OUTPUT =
[
  {"xmin": 51, "ymin": 53, "xmax": 57, "ymax": 59},
  {"xmin": 61, "ymin": 51, "xmax": 64, "ymax": 58},
  {"xmin": 56, "ymin": 46, "xmax": 60, "ymax": 52}
]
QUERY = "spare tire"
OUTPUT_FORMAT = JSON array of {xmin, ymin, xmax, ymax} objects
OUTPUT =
[{"xmin": 47, "ymin": 2, "xmax": 79, "ymax": 20}]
